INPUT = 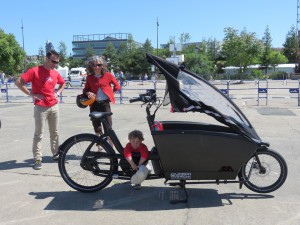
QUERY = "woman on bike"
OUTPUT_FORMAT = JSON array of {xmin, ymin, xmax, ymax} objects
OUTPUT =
[{"xmin": 83, "ymin": 56, "xmax": 121, "ymax": 137}]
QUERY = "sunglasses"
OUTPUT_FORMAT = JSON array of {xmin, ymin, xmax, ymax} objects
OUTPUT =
[
  {"xmin": 48, "ymin": 57, "xmax": 59, "ymax": 64},
  {"xmin": 93, "ymin": 64, "xmax": 103, "ymax": 67},
  {"xmin": 51, "ymin": 59, "xmax": 59, "ymax": 64}
]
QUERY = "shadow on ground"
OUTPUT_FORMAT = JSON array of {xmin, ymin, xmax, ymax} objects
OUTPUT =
[
  {"xmin": 29, "ymin": 182, "xmax": 273, "ymax": 211},
  {"xmin": 0, "ymin": 157, "xmax": 58, "ymax": 170}
]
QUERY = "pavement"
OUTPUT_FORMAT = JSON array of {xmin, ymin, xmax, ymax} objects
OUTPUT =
[{"xmin": 0, "ymin": 81, "xmax": 300, "ymax": 225}]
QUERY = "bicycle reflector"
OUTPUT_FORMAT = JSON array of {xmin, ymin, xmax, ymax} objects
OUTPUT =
[{"xmin": 76, "ymin": 94, "xmax": 95, "ymax": 108}]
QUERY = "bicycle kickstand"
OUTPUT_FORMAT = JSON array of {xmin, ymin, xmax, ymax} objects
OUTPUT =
[{"xmin": 169, "ymin": 180, "xmax": 189, "ymax": 204}]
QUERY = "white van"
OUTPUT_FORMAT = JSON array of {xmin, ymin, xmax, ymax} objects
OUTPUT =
[{"xmin": 65, "ymin": 67, "xmax": 87, "ymax": 88}]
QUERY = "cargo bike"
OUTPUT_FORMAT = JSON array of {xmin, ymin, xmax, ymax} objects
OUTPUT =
[{"xmin": 57, "ymin": 53, "xmax": 287, "ymax": 203}]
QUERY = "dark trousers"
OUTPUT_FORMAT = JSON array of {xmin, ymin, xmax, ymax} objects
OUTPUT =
[{"xmin": 90, "ymin": 100, "xmax": 112, "ymax": 134}]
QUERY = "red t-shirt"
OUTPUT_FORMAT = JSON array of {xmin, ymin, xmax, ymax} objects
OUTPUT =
[
  {"xmin": 123, "ymin": 143, "xmax": 149, "ymax": 159},
  {"xmin": 21, "ymin": 66, "xmax": 65, "ymax": 107}
]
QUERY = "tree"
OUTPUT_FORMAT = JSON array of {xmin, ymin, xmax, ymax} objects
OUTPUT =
[
  {"xmin": 179, "ymin": 33, "xmax": 191, "ymax": 44},
  {"xmin": 38, "ymin": 47, "xmax": 45, "ymax": 64},
  {"xmin": 85, "ymin": 44, "xmax": 96, "ymax": 59},
  {"xmin": 261, "ymin": 26, "xmax": 272, "ymax": 74},
  {"xmin": 127, "ymin": 39, "xmax": 153, "ymax": 76},
  {"xmin": 206, "ymin": 38, "xmax": 218, "ymax": 61},
  {"xmin": 116, "ymin": 42, "xmax": 130, "ymax": 73},
  {"xmin": 103, "ymin": 42, "xmax": 118, "ymax": 72},
  {"xmin": 25, "ymin": 60, "xmax": 40, "ymax": 71},
  {"xmin": 68, "ymin": 57, "xmax": 85, "ymax": 69},
  {"xmin": 268, "ymin": 51, "xmax": 288, "ymax": 71},
  {"xmin": 185, "ymin": 51, "xmax": 214, "ymax": 77},
  {"xmin": 222, "ymin": 27, "xmax": 263, "ymax": 72},
  {"xmin": 0, "ymin": 28, "xmax": 25, "ymax": 75},
  {"xmin": 282, "ymin": 25, "xmax": 298, "ymax": 63},
  {"xmin": 58, "ymin": 41, "xmax": 68, "ymax": 67}
]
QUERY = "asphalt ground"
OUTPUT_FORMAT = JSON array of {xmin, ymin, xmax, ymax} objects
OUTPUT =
[{"xmin": 0, "ymin": 81, "xmax": 300, "ymax": 225}]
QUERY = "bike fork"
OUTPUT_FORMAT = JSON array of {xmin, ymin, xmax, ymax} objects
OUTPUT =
[{"xmin": 238, "ymin": 152, "xmax": 265, "ymax": 189}]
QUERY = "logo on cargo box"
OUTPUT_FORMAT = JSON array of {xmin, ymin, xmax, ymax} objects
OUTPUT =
[{"xmin": 170, "ymin": 172, "xmax": 192, "ymax": 180}]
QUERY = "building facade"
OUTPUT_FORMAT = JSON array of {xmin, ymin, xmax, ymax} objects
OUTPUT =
[{"xmin": 72, "ymin": 33, "xmax": 138, "ymax": 59}]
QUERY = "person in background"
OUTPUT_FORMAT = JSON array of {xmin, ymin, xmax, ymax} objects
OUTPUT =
[
  {"xmin": 0, "ymin": 71, "xmax": 5, "ymax": 84},
  {"xmin": 15, "ymin": 50, "xmax": 66, "ymax": 170},
  {"xmin": 83, "ymin": 56, "xmax": 121, "ymax": 139}
]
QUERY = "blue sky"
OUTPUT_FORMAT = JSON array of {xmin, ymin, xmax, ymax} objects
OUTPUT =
[{"xmin": 0, "ymin": 0, "xmax": 296, "ymax": 55}]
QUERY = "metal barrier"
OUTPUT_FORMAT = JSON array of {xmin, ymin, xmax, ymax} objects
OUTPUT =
[
  {"xmin": 216, "ymin": 79, "xmax": 300, "ymax": 106},
  {"xmin": 1, "ymin": 83, "xmax": 9, "ymax": 103},
  {"xmin": 1, "ymin": 80, "xmax": 300, "ymax": 106},
  {"xmin": 116, "ymin": 81, "xmax": 160, "ymax": 104},
  {"xmin": 257, "ymin": 79, "xmax": 268, "ymax": 106}
]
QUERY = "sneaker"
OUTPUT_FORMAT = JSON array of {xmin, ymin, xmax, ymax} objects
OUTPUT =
[
  {"xmin": 33, "ymin": 160, "xmax": 42, "ymax": 170},
  {"xmin": 134, "ymin": 184, "xmax": 141, "ymax": 190},
  {"xmin": 52, "ymin": 154, "xmax": 59, "ymax": 161}
]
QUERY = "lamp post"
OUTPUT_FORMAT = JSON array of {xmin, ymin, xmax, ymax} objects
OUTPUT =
[
  {"xmin": 156, "ymin": 17, "xmax": 159, "ymax": 55},
  {"xmin": 21, "ymin": 20, "xmax": 26, "ymax": 72}
]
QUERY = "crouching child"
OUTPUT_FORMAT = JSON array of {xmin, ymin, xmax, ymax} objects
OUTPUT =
[{"xmin": 123, "ymin": 130, "xmax": 149, "ymax": 189}]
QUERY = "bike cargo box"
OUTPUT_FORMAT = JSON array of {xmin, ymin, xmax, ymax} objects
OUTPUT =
[{"xmin": 152, "ymin": 121, "xmax": 258, "ymax": 180}]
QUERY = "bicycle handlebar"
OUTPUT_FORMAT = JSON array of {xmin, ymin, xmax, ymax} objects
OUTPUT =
[
  {"xmin": 129, "ymin": 89, "xmax": 156, "ymax": 104},
  {"xmin": 129, "ymin": 97, "xmax": 143, "ymax": 103}
]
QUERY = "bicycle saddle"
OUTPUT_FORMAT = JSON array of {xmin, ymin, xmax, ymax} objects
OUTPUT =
[{"xmin": 89, "ymin": 111, "xmax": 113, "ymax": 120}]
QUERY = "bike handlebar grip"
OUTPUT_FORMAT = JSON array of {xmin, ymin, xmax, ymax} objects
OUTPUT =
[{"xmin": 129, "ymin": 97, "xmax": 142, "ymax": 103}]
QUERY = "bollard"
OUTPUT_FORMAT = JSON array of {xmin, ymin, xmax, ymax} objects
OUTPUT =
[
  {"xmin": 119, "ymin": 89, "xmax": 123, "ymax": 104},
  {"xmin": 59, "ymin": 91, "xmax": 64, "ymax": 103},
  {"xmin": 298, "ymin": 80, "xmax": 300, "ymax": 107},
  {"xmin": 153, "ymin": 81, "xmax": 157, "ymax": 90},
  {"xmin": 226, "ymin": 81, "xmax": 230, "ymax": 98},
  {"xmin": 5, "ymin": 83, "xmax": 9, "ymax": 103}
]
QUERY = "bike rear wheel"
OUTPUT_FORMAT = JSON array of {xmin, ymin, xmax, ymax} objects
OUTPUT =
[
  {"xmin": 241, "ymin": 149, "xmax": 287, "ymax": 193},
  {"xmin": 58, "ymin": 133, "xmax": 117, "ymax": 192}
]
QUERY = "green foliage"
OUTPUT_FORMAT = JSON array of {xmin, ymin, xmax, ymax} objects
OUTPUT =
[
  {"xmin": 222, "ymin": 27, "xmax": 263, "ymax": 72},
  {"xmin": 179, "ymin": 33, "xmax": 191, "ymax": 44},
  {"xmin": 58, "ymin": 41, "xmax": 68, "ymax": 67},
  {"xmin": 185, "ymin": 52, "xmax": 214, "ymax": 75},
  {"xmin": 268, "ymin": 71, "xmax": 288, "ymax": 80},
  {"xmin": 0, "ymin": 28, "xmax": 25, "ymax": 75},
  {"xmin": 68, "ymin": 57, "xmax": 85, "ymax": 68},
  {"xmin": 282, "ymin": 25, "xmax": 298, "ymax": 63},
  {"xmin": 85, "ymin": 44, "xmax": 96, "ymax": 58},
  {"xmin": 25, "ymin": 60, "xmax": 40, "ymax": 71},
  {"xmin": 1, "ymin": 25, "xmax": 298, "ymax": 80},
  {"xmin": 250, "ymin": 69, "xmax": 264, "ymax": 79},
  {"xmin": 261, "ymin": 26, "xmax": 272, "ymax": 74},
  {"xmin": 268, "ymin": 51, "xmax": 288, "ymax": 71},
  {"xmin": 38, "ymin": 47, "xmax": 45, "ymax": 64},
  {"xmin": 103, "ymin": 42, "xmax": 118, "ymax": 71}
]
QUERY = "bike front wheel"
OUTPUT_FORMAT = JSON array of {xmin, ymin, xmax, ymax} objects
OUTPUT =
[
  {"xmin": 58, "ymin": 133, "xmax": 117, "ymax": 192},
  {"xmin": 240, "ymin": 149, "xmax": 288, "ymax": 193}
]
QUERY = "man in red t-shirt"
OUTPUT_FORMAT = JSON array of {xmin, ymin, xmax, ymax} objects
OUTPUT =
[{"xmin": 15, "ymin": 50, "xmax": 65, "ymax": 170}]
